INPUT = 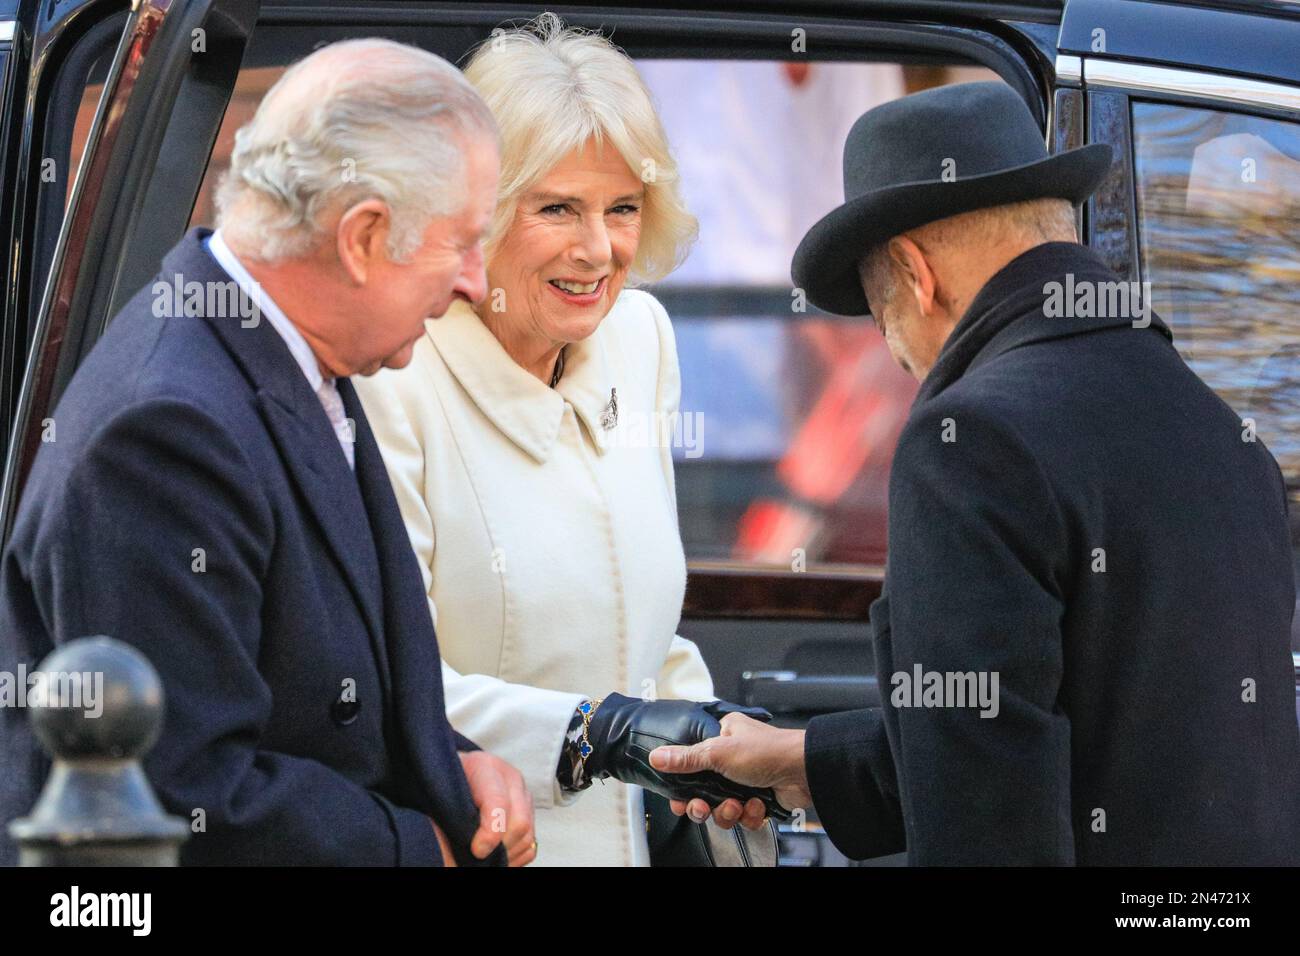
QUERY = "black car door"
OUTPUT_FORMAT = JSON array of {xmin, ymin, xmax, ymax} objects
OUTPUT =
[
  {"xmin": 1056, "ymin": 0, "xmax": 1300, "ymax": 714},
  {"xmin": 0, "ymin": 0, "xmax": 259, "ymax": 541}
]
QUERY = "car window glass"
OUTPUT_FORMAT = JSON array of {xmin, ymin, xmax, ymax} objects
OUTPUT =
[
  {"xmin": 1132, "ymin": 100, "xmax": 1300, "ymax": 641},
  {"xmin": 641, "ymin": 61, "xmax": 999, "ymax": 572},
  {"xmin": 177, "ymin": 59, "xmax": 1001, "ymax": 574}
]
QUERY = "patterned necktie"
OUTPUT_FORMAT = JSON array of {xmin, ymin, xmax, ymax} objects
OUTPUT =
[{"xmin": 316, "ymin": 379, "xmax": 355, "ymax": 470}]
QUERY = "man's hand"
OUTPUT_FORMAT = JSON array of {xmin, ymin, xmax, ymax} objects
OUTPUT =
[
  {"xmin": 585, "ymin": 693, "xmax": 788, "ymax": 817},
  {"xmin": 458, "ymin": 751, "xmax": 536, "ymax": 866},
  {"xmin": 432, "ymin": 820, "xmax": 457, "ymax": 867},
  {"xmin": 649, "ymin": 713, "xmax": 813, "ymax": 830}
]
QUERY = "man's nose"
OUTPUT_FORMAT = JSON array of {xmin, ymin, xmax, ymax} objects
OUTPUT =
[{"xmin": 455, "ymin": 254, "xmax": 489, "ymax": 306}]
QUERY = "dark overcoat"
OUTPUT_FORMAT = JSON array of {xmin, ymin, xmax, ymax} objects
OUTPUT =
[
  {"xmin": 805, "ymin": 241, "xmax": 1300, "ymax": 865},
  {"xmin": 0, "ymin": 228, "xmax": 502, "ymax": 866}
]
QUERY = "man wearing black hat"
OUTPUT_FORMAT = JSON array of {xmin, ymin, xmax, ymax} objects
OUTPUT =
[{"xmin": 650, "ymin": 82, "xmax": 1300, "ymax": 865}]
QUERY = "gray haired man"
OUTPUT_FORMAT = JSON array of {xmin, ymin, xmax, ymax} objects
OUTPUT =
[{"xmin": 1, "ymin": 39, "xmax": 536, "ymax": 866}]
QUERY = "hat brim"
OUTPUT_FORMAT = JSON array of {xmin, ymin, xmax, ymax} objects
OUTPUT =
[{"xmin": 790, "ymin": 143, "xmax": 1114, "ymax": 317}]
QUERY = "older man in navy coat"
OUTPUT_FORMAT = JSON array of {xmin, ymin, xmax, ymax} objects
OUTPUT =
[
  {"xmin": 652, "ymin": 83, "xmax": 1300, "ymax": 865},
  {"xmin": 0, "ymin": 40, "xmax": 535, "ymax": 866}
]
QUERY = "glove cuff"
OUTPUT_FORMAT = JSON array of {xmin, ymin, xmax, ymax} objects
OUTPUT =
[{"xmin": 584, "ymin": 692, "xmax": 638, "ymax": 779}]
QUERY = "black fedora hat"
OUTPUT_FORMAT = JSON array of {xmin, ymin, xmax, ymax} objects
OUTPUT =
[{"xmin": 791, "ymin": 82, "xmax": 1113, "ymax": 316}]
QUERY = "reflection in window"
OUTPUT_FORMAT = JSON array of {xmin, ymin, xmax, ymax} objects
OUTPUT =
[
  {"xmin": 642, "ymin": 60, "xmax": 995, "ymax": 571},
  {"xmin": 1133, "ymin": 101, "xmax": 1300, "ymax": 622},
  {"xmin": 666, "ymin": 307, "xmax": 916, "ymax": 569},
  {"xmin": 183, "ymin": 58, "xmax": 993, "ymax": 573}
]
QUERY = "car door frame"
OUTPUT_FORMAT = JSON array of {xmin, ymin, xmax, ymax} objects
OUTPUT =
[
  {"xmin": 1054, "ymin": 0, "xmax": 1300, "ymax": 709},
  {"xmin": 0, "ymin": 0, "xmax": 1055, "ymax": 580},
  {"xmin": 0, "ymin": 0, "xmax": 259, "ymax": 542}
]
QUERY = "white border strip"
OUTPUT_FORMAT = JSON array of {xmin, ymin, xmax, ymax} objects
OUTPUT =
[{"xmin": 1085, "ymin": 58, "xmax": 1300, "ymax": 115}]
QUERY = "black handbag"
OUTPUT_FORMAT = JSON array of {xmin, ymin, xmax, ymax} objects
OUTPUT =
[{"xmin": 644, "ymin": 790, "xmax": 778, "ymax": 867}]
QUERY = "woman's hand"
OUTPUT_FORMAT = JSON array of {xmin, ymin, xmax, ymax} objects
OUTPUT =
[{"xmin": 584, "ymin": 693, "xmax": 792, "ymax": 820}]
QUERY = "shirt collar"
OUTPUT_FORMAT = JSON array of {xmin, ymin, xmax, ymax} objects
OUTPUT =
[
  {"xmin": 426, "ymin": 299, "xmax": 617, "ymax": 463},
  {"xmin": 207, "ymin": 228, "xmax": 327, "ymax": 394}
]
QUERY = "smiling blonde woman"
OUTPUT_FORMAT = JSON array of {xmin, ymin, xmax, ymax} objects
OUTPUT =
[{"xmin": 353, "ymin": 14, "xmax": 769, "ymax": 866}]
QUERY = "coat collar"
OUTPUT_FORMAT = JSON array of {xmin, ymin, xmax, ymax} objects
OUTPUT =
[
  {"xmin": 337, "ymin": 376, "xmax": 500, "ymax": 865},
  {"xmin": 162, "ymin": 228, "xmax": 390, "ymax": 693},
  {"xmin": 154, "ymin": 229, "xmax": 499, "ymax": 864},
  {"xmin": 425, "ymin": 299, "xmax": 618, "ymax": 462},
  {"xmin": 917, "ymin": 241, "xmax": 1173, "ymax": 404}
]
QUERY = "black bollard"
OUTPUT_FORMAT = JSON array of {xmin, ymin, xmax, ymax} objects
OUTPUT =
[{"xmin": 8, "ymin": 636, "xmax": 189, "ymax": 865}]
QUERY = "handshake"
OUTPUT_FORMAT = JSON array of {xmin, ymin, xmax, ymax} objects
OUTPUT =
[{"xmin": 588, "ymin": 693, "xmax": 814, "ymax": 830}]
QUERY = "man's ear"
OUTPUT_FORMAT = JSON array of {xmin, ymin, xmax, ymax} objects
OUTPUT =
[
  {"xmin": 335, "ymin": 199, "xmax": 392, "ymax": 286},
  {"xmin": 889, "ymin": 235, "xmax": 937, "ymax": 317}
]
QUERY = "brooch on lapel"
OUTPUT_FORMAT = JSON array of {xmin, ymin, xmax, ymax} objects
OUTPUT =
[{"xmin": 600, "ymin": 388, "xmax": 618, "ymax": 430}]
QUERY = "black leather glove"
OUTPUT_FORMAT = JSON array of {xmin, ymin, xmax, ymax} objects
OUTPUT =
[{"xmin": 585, "ymin": 693, "xmax": 793, "ymax": 821}]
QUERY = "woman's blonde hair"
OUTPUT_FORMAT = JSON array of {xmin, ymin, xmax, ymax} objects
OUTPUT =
[{"xmin": 462, "ymin": 13, "xmax": 696, "ymax": 284}]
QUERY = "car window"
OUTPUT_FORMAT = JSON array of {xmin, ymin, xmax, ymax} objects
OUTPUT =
[
  {"xmin": 173, "ymin": 57, "xmax": 1002, "ymax": 576},
  {"xmin": 642, "ymin": 61, "xmax": 998, "ymax": 573},
  {"xmin": 1131, "ymin": 100, "xmax": 1300, "ymax": 643}
]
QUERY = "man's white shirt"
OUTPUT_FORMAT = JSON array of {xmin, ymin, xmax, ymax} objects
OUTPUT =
[{"xmin": 206, "ymin": 229, "xmax": 354, "ymax": 470}]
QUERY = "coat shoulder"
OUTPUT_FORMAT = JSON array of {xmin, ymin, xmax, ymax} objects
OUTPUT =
[
  {"xmin": 894, "ymin": 374, "xmax": 1068, "ymax": 540},
  {"xmin": 906, "ymin": 328, "xmax": 1129, "ymax": 465},
  {"xmin": 600, "ymin": 289, "xmax": 680, "ymax": 411},
  {"xmin": 899, "ymin": 382, "xmax": 1034, "ymax": 463},
  {"xmin": 601, "ymin": 288, "xmax": 673, "ymax": 351}
]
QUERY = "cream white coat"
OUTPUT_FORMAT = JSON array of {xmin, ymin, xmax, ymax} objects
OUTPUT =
[{"xmin": 353, "ymin": 289, "xmax": 714, "ymax": 867}]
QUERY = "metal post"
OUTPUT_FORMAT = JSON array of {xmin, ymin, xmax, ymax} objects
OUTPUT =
[{"xmin": 8, "ymin": 636, "xmax": 189, "ymax": 865}]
